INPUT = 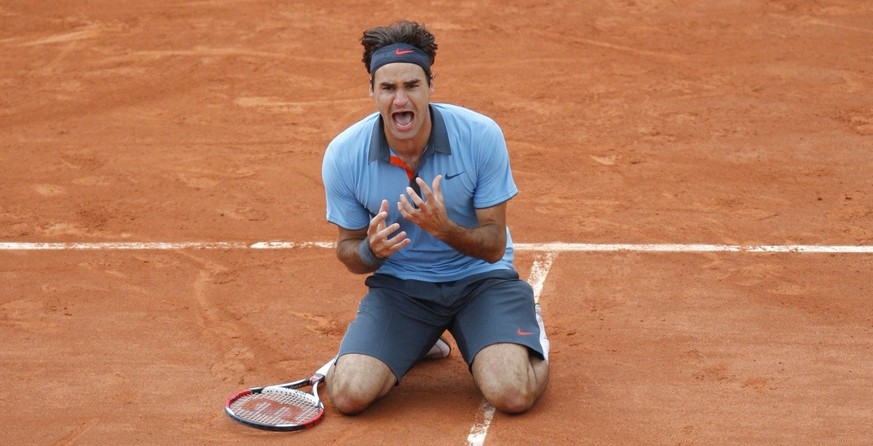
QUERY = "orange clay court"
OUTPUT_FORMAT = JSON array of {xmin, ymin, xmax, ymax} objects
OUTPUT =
[{"xmin": 2, "ymin": 1, "xmax": 872, "ymax": 445}]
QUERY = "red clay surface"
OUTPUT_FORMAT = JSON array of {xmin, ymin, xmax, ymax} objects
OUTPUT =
[{"xmin": 2, "ymin": 1, "xmax": 872, "ymax": 445}]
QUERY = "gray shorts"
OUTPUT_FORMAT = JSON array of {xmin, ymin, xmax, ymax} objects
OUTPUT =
[{"xmin": 337, "ymin": 268, "xmax": 545, "ymax": 381}]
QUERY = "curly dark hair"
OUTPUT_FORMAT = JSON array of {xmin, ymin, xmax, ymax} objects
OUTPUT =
[{"xmin": 361, "ymin": 20, "xmax": 437, "ymax": 83}]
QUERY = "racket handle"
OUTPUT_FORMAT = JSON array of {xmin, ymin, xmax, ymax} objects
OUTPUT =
[{"xmin": 315, "ymin": 357, "xmax": 336, "ymax": 378}]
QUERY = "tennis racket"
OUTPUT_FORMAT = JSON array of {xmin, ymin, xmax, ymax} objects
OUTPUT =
[{"xmin": 224, "ymin": 358, "xmax": 334, "ymax": 431}]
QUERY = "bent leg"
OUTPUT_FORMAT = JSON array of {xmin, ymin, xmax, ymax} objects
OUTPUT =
[
  {"xmin": 327, "ymin": 275, "xmax": 453, "ymax": 415},
  {"xmin": 326, "ymin": 353, "xmax": 396, "ymax": 415},
  {"xmin": 472, "ymin": 343, "xmax": 549, "ymax": 414}
]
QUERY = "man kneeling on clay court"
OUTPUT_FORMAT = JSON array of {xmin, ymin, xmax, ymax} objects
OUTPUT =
[{"xmin": 320, "ymin": 20, "xmax": 549, "ymax": 415}]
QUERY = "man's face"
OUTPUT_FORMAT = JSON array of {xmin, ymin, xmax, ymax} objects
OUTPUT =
[{"xmin": 370, "ymin": 62, "xmax": 433, "ymax": 148}]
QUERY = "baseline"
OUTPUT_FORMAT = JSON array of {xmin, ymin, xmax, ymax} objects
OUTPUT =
[{"xmin": 2, "ymin": 241, "xmax": 872, "ymax": 253}]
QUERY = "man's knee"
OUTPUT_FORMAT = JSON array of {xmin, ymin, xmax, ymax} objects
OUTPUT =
[
  {"xmin": 327, "ymin": 372, "xmax": 372, "ymax": 416},
  {"xmin": 326, "ymin": 354, "xmax": 396, "ymax": 415},
  {"xmin": 328, "ymin": 386, "xmax": 373, "ymax": 416},
  {"xmin": 472, "ymin": 344, "xmax": 548, "ymax": 414},
  {"xmin": 484, "ymin": 381, "xmax": 538, "ymax": 414}
]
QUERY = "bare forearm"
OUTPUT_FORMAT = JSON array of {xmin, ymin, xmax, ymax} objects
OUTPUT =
[{"xmin": 436, "ymin": 221, "xmax": 506, "ymax": 263}]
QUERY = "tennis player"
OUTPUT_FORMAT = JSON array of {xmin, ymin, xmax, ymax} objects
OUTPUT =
[{"xmin": 321, "ymin": 20, "xmax": 549, "ymax": 415}]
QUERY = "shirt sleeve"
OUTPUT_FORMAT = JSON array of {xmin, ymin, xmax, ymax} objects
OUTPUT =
[
  {"xmin": 473, "ymin": 120, "xmax": 518, "ymax": 209},
  {"xmin": 322, "ymin": 140, "xmax": 370, "ymax": 230}
]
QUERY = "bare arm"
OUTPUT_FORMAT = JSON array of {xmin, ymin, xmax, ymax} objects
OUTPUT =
[{"xmin": 398, "ymin": 175, "xmax": 507, "ymax": 263}]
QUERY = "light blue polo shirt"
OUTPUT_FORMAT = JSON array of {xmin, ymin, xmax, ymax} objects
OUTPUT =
[{"xmin": 322, "ymin": 103, "xmax": 518, "ymax": 281}]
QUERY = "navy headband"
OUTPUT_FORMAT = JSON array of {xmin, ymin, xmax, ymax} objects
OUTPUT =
[{"xmin": 368, "ymin": 43, "xmax": 431, "ymax": 76}]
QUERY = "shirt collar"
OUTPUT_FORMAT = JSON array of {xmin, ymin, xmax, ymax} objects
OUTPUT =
[{"xmin": 368, "ymin": 105, "xmax": 451, "ymax": 164}]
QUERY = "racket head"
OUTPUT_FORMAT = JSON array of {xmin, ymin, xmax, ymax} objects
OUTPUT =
[{"xmin": 225, "ymin": 383, "xmax": 325, "ymax": 431}]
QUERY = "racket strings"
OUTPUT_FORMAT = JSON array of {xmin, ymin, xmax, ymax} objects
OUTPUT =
[{"xmin": 230, "ymin": 389, "xmax": 322, "ymax": 426}]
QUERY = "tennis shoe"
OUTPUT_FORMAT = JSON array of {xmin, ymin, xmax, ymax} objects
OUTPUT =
[
  {"xmin": 536, "ymin": 303, "xmax": 550, "ymax": 362},
  {"xmin": 424, "ymin": 336, "xmax": 451, "ymax": 360}
]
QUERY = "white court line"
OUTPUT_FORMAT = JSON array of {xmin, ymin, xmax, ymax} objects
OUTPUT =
[
  {"xmin": 1, "ymin": 241, "xmax": 872, "ymax": 253},
  {"xmin": 517, "ymin": 243, "xmax": 873, "ymax": 253},
  {"xmin": 465, "ymin": 250, "xmax": 558, "ymax": 446},
  {"xmin": 0, "ymin": 241, "xmax": 332, "ymax": 250}
]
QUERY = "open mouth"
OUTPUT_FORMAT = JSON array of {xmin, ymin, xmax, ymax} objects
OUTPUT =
[{"xmin": 391, "ymin": 111, "xmax": 415, "ymax": 131}]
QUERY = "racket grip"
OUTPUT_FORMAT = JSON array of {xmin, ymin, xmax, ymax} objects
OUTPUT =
[{"xmin": 313, "ymin": 357, "xmax": 336, "ymax": 381}]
